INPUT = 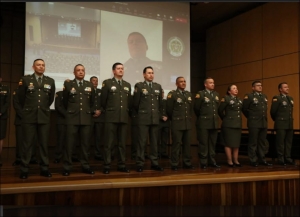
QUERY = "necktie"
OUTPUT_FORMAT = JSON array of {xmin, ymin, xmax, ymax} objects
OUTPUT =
[
  {"xmin": 182, "ymin": 91, "xmax": 186, "ymax": 98},
  {"xmin": 38, "ymin": 77, "xmax": 42, "ymax": 86},
  {"xmin": 118, "ymin": 80, "xmax": 121, "ymax": 86},
  {"xmin": 79, "ymin": 81, "xmax": 83, "ymax": 88},
  {"xmin": 259, "ymin": 93, "xmax": 262, "ymax": 97},
  {"xmin": 149, "ymin": 83, "xmax": 152, "ymax": 89}
]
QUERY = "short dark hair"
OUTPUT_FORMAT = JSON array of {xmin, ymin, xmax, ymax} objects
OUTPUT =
[
  {"xmin": 252, "ymin": 80, "xmax": 261, "ymax": 87},
  {"xmin": 74, "ymin": 64, "xmax": 84, "ymax": 72},
  {"xmin": 112, "ymin": 62, "xmax": 123, "ymax": 70},
  {"xmin": 226, "ymin": 84, "xmax": 236, "ymax": 95},
  {"xmin": 90, "ymin": 76, "xmax": 98, "ymax": 81},
  {"xmin": 278, "ymin": 82, "xmax": 287, "ymax": 90},
  {"xmin": 143, "ymin": 66, "xmax": 153, "ymax": 74},
  {"xmin": 33, "ymin": 59, "xmax": 44, "ymax": 65},
  {"xmin": 176, "ymin": 76, "xmax": 184, "ymax": 83},
  {"xmin": 128, "ymin": 32, "xmax": 147, "ymax": 43},
  {"xmin": 204, "ymin": 77, "xmax": 213, "ymax": 84}
]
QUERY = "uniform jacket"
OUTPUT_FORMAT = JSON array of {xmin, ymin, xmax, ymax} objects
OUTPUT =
[
  {"xmin": 218, "ymin": 95, "xmax": 242, "ymax": 129},
  {"xmin": 63, "ymin": 79, "xmax": 95, "ymax": 125},
  {"xmin": 101, "ymin": 77, "xmax": 131, "ymax": 123},
  {"xmin": 0, "ymin": 83, "xmax": 10, "ymax": 120},
  {"xmin": 17, "ymin": 73, "xmax": 55, "ymax": 124},
  {"xmin": 166, "ymin": 89, "xmax": 193, "ymax": 130},
  {"xmin": 54, "ymin": 91, "xmax": 66, "ymax": 125},
  {"xmin": 13, "ymin": 88, "xmax": 22, "ymax": 125},
  {"xmin": 133, "ymin": 81, "xmax": 162, "ymax": 125},
  {"xmin": 242, "ymin": 92, "xmax": 268, "ymax": 128},
  {"xmin": 92, "ymin": 88, "xmax": 105, "ymax": 123},
  {"xmin": 159, "ymin": 99, "xmax": 170, "ymax": 127},
  {"xmin": 270, "ymin": 94, "xmax": 293, "ymax": 129},
  {"xmin": 193, "ymin": 89, "xmax": 219, "ymax": 129}
]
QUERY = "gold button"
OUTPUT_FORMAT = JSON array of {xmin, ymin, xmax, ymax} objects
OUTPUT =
[
  {"xmin": 80, "ymin": 98, "xmax": 82, "ymax": 99},
  {"xmin": 38, "ymin": 95, "xmax": 40, "ymax": 97},
  {"xmin": 80, "ymin": 93, "xmax": 82, "ymax": 94},
  {"xmin": 38, "ymin": 100, "xmax": 40, "ymax": 102},
  {"xmin": 38, "ymin": 106, "xmax": 40, "ymax": 108},
  {"xmin": 80, "ymin": 108, "xmax": 82, "ymax": 110},
  {"xmin": 121, "ymin": 106, "xmax": 123, "ymax": 108},
  {"xmin": 80, "ymin": 103, "xmax": 82, "ymax": 105}
]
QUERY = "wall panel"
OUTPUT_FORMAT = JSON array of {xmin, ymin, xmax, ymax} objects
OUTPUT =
[
  {"xmin": 232, "ymin": 7, "xmax": 262, "ymax": 64},
  {"xmin": 206, "ymin": 67, "xmax": 232, "ymax": 86},
  {"xmin": 231, "ymin": 61, "xmax": 262, "ymax": 83}
]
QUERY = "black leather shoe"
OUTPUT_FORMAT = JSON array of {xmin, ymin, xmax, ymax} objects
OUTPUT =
[
  {"xmin": 261, "ymin": 161, "xmax": 273, "ymax": 166},
  {"xmin": 285, "ymin": 161, "xmax": 296, "ymax": 165},
  {"xmin": 151, "ymin": 165, "xmax": 164, "ymax": 171},
  {"xmin": 210, "ymin": 163, "xmax": 221, "ymax": 168},
  {"xmin": 117, "ymin": 167, "xmax": 130, "ymax": 173},
  {"xmin": 233, "ymin": 163, "xmax": 242, "ymax": 167},
  {"xmin": 29, "ymin": 160, "xmax": 39, "ymax": 164},
  {"xmin": 62, "ymin": 170, "xmax": 70, "ymax": 176},
  {"xmin": 250, "ymin": 162, "xmax": 258, "ymax": 167},
  {"xmin": 94, "ymin": 156, "xmax": 103, "ymax": 161},
  {"xmin": 183, "ymin": 165, "xmax": 195, "ymax": 169},
  {"xmin": 227, "ymin": 163, "xmax": 234, "ymax": 167},
  {"xmin": 136, "ymin": 166, "xmax": 143, "ymax": 172},
  {"xmin": 171, "ymin": 166, "xmax": 178, "ymax": 171},
  {"xmin": 161, "ymin": 154, "xmax": 170, "ymax": 159},
  {"xmin": 82, "ymin": 168, "xmax": 95, "ymax": 175},
  {"xmin": 72, "ymin": 157, "xmax": 80, "ymax": 162},
  {"xmin": 12, "ymin": 160, "xmax": 21, "ymax": 166},
  {"xmin": 103, "ymin": 169, "xmax": 110, "ymax": 174},
  {"xmin": 200, "ymin": 164, "xmax": 207, "ymax": 169},
  {"xmin": 19, "ymin": 173, "xmax": 28, "ymax": 179},
  {"xmin": 278, "ymin": 161, "xmax": 287, "ymax": 166},
  {"xmin": 40, "ymin": 170, "xmax": 52, "ymax": 177},
  {"xmin": 53, "ymin": 159, "xmax": 60, "ymax": 164}
]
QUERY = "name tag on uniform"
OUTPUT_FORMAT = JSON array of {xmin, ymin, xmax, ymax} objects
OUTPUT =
[
  {"xmin": 44, "ymin": 84, "xmax": 51, "ymax": 89},
  {"xmin": 155, "ymin": 90, "xmax": 160, "ymax": 93},
  {"xmin": 85, "ymin": 87, "xmax": 91, "ymax": 92},
  {"xmin": 124, "ymin": 87, "xmax": 129, "ymax": 91}
]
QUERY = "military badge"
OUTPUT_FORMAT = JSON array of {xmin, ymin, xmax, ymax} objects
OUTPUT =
[
  {"xmin": 18, "ymin": 79, "xmax": 23, "ymax": 85},
  {"xmin": 195, "ymin": 94, "xmax": 200, "ymax": 98},
  {"xmin": 111, "ymin": 86, "xmax": 116, "ymax": 91},
  {"xmin": 71, "ymin": 87, "xmax": 76, "ymax": 94},
  {"xmin": 215, "ymin": 96, "xmax": 219, "ymax": 100},
  {"xmin": 229, "ymin": 100, "xmax": 234, "ymax": 105},
  {"xmin": 124, "ymin": 87, "xmax": 129, "ymax": 91},
  {"xmin": 142, "ymin": 89, "xmax": 148, "ymax": 95},
  {"xmin": 85, "ymin": 87, "xmax": 91, "ymax": 92},
  {"xmin": 102, "ymin": 83, "xmax": 105, "ymax": 87},
  {"xmin": 167, "ymin": 94, "xmax": 172, "ymax": 98},
  {"xmin": 44, "ymin": 84, "xmax": 51, "ymax": 89},
  {"xmin": 239, "ymin": 100, "xmax": 242, "ymax": 104},
  {"xmin": 188, "ymin": 97, "xmax": 191, "ymax": 101},
  {"xmin": 253, "ymin": 98, "xmax": 258, "ymax": 104},
  {"xmin": 155, "ymin": 90, "xmax": 160, "ymax": 93},
  {"xmin": 290, "ymin": 100, "xmax": 294, "ymax": 105},
  {"xmin": 13, "ymin": 91, "xmax": 16, "ymax": 95},
  {"xmin": 265, "ymin": 98, "xmax": 267, "ymax": 102},
  {"xmin": 65, "ymin": 79, "xmax": 70, "ymax": 82},
  {"xmin": 204, "ymin": 97, "xmax": 210, "ymax": 102},
  {"xmin": 28, "ymin": 83, "xmax": 34, "ymax": 90},
  {"xmin": 221, "ymin": 98, "xmax": 225, "ymax": 102},
  {"xmin": 282, "ymin": 101, "xmax": 287, "ymax": 106},
  {"xmin": 98, "ymin": 93, "xmax": 101, "ymax": 96},
  {"xmin": 177, "ymin": 98, "xmax": 182, "ymax": 103},
  {"xmin": 244, "ymin": 95, "xmax": 248, "ymax": 99},
  {"xmin": 272, "ymin": 98, "xmax": 277, "ymax": 102}
]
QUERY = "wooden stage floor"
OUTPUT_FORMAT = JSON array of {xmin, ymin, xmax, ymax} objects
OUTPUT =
[{"xmin": 1, "ymin": 146, "xmax": 299, "ymax": 216}]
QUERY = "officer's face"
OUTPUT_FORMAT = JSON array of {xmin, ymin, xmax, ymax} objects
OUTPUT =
[
  {"xmin": 228, "ymin": 85, "xmax": 238, "ymax": 96},
  {"xmin": 113, "ymin": 64, "xmax": 124, "ymax": 78},
  {"xmin": 90, "ymin": 78, "xmax": 98, "ymax": 88},
  {"xmin": 176, "ymin": 77, "xmax": 186, "ymax": 90},
  {"xmin": 204, "ymin": 78, "xmax": 214, "ymax": 91},
  {"xmin": 74, "ymin": 65, "xmax": 85, "ymax": 80},
  {"xmin": 32, "ymin": 60, "xmax": 45, "ymax": 75},
  {"xmin": 252, "ymin": 83, "xmax": 262, "ymax": 92},
  {"xmin": 127, "ymin": 34, "xmax": 148, "ymax": 59},
  {"xmin": 143, "ymin": 68, "xmax": 154, "ymax": 82},
  {"xmin": 280, "ymin": 83, "xmax": 289, "ymax": 95}
]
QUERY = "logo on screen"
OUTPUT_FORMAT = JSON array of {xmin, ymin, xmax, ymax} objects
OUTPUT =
[{"xmin": 167, "ymin": 37, "xmax": 184, "ymax": 57}]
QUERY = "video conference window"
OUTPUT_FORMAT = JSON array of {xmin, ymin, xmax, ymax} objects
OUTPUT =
[{"xmin": 25, "ymin": 2, "xmax": 190, "ymax": 108}]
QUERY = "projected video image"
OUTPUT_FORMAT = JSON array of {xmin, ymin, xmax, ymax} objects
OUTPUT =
[{"xmin": 25, "ymin": 2, "xmax": 190, "ymax": 108}]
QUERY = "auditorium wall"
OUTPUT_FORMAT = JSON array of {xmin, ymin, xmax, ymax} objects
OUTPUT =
[{"xmin": 206, "ymin": 2, "xmax": 300, "ymax": 130}]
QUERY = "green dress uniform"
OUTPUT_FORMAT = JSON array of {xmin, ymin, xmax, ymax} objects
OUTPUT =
[
  {"xmin": 270, "ymin": 94, "xmax": 294, "ymax": 164},
  {"xmin": 166, "ymin": 89, "xmax": 193, "ymax": 167},
  {"xmin": 133, "ymin": 81, "xmax": 162, "ymax": 167},
  {"xmin": 158, "ymin": 99, "xmax": 170, "ymax": 157},
  {"xmin": 129, "ymin": 107, "xmax": 139, "ymax": 160},
  {"xmin": 0, "ymin": 83, "xmax": 10, "ymax": 140},
  {"xmin": 101, "ymin": 77, "xmax": 132, "ymax": 170},
  {"xmin": 18, "ymin": 73, "xmax": 55, "ymax": 173},
  {"xmin": 13, "ymin": 88, "xmax": 37, "ymax": 165},
  {"xmin": 242, "ymin": 92, "xmax": 268, "ymax": 164},
  {"xmin": 62, "ymin": 79, "xmax": 95, "ymax": 171},
  {"xmin": 193, "ymin": 89, "xmax": 220, "ymax": 166},
  {"xmin": 218, "ymin": 95, "xmax": 242, "ymax": 148}
]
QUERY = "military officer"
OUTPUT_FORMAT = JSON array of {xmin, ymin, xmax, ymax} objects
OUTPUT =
[
  {"xmin": 242, "ymin": 80, "xmax": 272, "ymax": 167},
  {"xmin": 166, "ymin": 77, "xmax": 194, "ymax": 171},
  {"xmin": 0, "ymin": 77, "xmax": 10, "ymax": 167},
  {"xmin": 270, "ymin": 82, "xmax": 296, "ymax": 166},
  {"xmin": 18, "ymin": 59, "xmax": 55, "ymax": 179},
  {"xmin": 101, "ymin": 62, "xmax": 132, "ymax": 174},
  {"xmin": 218, "ymin": 84, "xmax": 242, "ymax": 167},
  {"xmin": 158, "ymin": 89, "xmax": 170, "ymax": 159},
  {"xmin": 12, "ymin": 88, "xmax": 37, "ymax": 166},
  {"xmin": 133, "ymin": 66, "xmax": 164, "ymax": 172},
  {"xmin": 89, "ymin": 76, "xmax": 105, "ymax": 161},
  {"xmin": 62, "ymin": 64, "xmax": 96, "ymax": 176},
  {"xmin": 194, "ymin": 77, "xmax": 220, "ymax": 169}
]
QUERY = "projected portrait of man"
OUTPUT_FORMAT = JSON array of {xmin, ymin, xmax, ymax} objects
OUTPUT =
[{"xmin": 124, "ymin": 32, "xmax": 162, "ymax": 84}]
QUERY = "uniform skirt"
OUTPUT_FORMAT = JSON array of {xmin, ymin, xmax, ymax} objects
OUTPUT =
[{"xmin": 221, "ymin": 127, "xmax": 241, "ymax": 148}]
